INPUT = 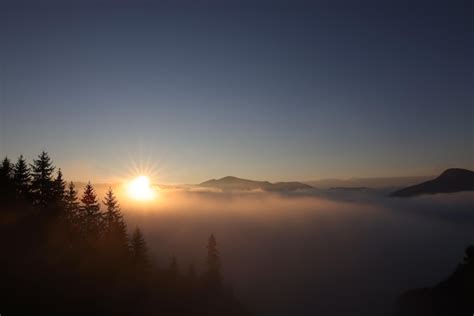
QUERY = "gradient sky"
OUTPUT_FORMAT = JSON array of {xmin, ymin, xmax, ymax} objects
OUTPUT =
[{"xmin": 1, "ymin": 0, "xmax": 473, "ymax": 183}]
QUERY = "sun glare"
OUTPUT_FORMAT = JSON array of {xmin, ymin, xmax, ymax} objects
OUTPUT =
[{"xmin": 127, "ymin": 176, "xmax": 155, "ymax": 201}]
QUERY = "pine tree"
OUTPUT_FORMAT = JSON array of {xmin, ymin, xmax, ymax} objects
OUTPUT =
[
  {"xmin": 64, "ymin": 181, "xmax": 79, "ymax": 217},
  {"xmin": 0, "ymin": 157, "xmax": 14, "ymax": 205},
  {"xmin": 80, "ymin": 182, "xmax": 101, "ymax": 217},
  {"xmin": 0, "ymin": 157, "xmax": 13, "ymax": 179},
  {"xmin": 30, "ymin": 151, "xmax": 55, "ymax": 210},
  {"xmin": 64, "ymin": 181, "xmax": 80, "ymax": 232},
  {"xmin": 80, "ymin": 182, "xmax": 102, "ymax": 240},
  {"xmin": 13, "ymin": 155, "xmax": 31, "ymax": 200},
  {"xmin": 103, "ymin": 188, "xmax": 121, "ymax": 226},
  {"xmin": 205, "ymin": 233, "xmax": 222, "ymax": 288},
  {"xmin": 131, "ymin": 227, "xmax": 149, "ymax": 269},
  {"xmin": 52, "ymin": 168, "xmax": 67, "ymax": 212},
  {"xmin": 102, "ymin": 188, "xmax": 128, "ymax": 258}
]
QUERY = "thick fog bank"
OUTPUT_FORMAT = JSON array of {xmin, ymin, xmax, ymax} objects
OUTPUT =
[{"xmin": 121, "ymin": 190, "xmax": 474, "ymax": 316}]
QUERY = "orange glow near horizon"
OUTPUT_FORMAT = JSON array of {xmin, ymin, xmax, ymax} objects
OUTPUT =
[{"xmin": 127, "ymin": 176, "xmax": 156, "ymax": 201}]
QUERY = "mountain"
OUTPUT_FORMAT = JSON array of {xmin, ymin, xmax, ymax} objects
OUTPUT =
[
  {"xmin": 305, "ymin": 176, "xmax": 434, "ymax": 189},
  {"xmin": 329, "ymin": 187, "xmax": 369, "ymax": 191},
  {"xmin": 391, "ymin": 168, "xmax": 474, "ymax": 197},
  {"xmin": 267, "ymin": 181, "xmax": 314, "ymax": 192},
  {"xmin": 199, "ymin": 176, "xmax": 313, "ymax": 192}
]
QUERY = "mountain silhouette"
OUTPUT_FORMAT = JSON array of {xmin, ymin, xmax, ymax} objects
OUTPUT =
[
  {"xmin": 305, "ymin": 175, "xmax": 434, "ymax": 189},
  {"xmin": 199, "ymin": 176, "xmax": 313, "ymax": 192},
  {"xmin": 391, "ymin": 168, "xmax": 474, "ymax": 197}
]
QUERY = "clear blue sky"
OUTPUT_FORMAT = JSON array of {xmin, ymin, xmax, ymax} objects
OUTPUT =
[{"xmin": 1, "ymin": 0, "xmax": 472, "ymax": 183}]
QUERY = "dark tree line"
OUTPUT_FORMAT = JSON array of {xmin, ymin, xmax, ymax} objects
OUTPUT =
[{"xmin": 0, "ymin": 152, "xmax": 246, "ymax": 316}]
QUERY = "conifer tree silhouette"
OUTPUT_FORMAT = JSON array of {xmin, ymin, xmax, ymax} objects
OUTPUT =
[
  {"xmin": 102, "ymin": 188, "xmax": 128, "ymax": 258},
  {"xmin": 205, "ymin": 233, "xmax": 222, "ymax": 289},
  {"xmin": 30, "ymin": 151, "xmax": 55, "ymax": 210},
  {"xmin": 13, "ymin": 155, "xmax": 31, "ymax": 200},
  {"xmin": 0, "ymin": 156, "xmax": 13, "ymax": 179},
  {"xmin": 80, "ymin": 182, "xmax": 102, "ymax": 240},
  {"xmin": 53, "ymin": 168, "xmax": 67, "ymax": 212},
  {"xmin": 64, "ymin": 181, "xmax": 79, "ymax": 219},
  {"xmin": 103, "ymin": 188, "xmax": 121, "ymax": 226},
  {"xmin": 131, "ymin": 227, "xmax": 149, "ymax": 269},
  {"xmin": 0, "ymin": 157, "xmax": 14, "ymax": 205},
  {"xmin": 53, "ymin": 169, "xmax": 66, "ymax": 197}
]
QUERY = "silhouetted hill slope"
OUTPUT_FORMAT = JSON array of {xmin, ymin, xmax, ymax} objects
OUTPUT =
[
  {"xmin": 200, "ymin": 176, "xmax": 271, "ymax": 191},
  {"xmin": 268, "ymin": 181, "xmax": 313, "ymax": 192},
  {"xmin": 397, "ymin": 246, "xmax": 474, "ymax": 316},
  {"xmin": 305, "ymin": 175, "xmax": 434, "ymax": 189},
  {"xmin": 200, "ymin": 176, "xmax": 313, "ymax": 192},
  {"xmin": 329, "ymin": 187, "xmax": 370, "ymax": 191},
  {"xmin": 391, "ymin": 169, "xmax": 474, "ymax": 197}
]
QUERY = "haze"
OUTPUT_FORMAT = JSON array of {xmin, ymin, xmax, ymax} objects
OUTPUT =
[
  {"xmin": 119, "ymin": 188, "xmax": 474, "ymax": 315},
  {"xmin": 64, "ymin": 182, "xmax": 474, "ymax": 314}
]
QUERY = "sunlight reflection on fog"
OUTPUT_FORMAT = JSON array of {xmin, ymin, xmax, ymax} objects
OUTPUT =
[{"xmin": 112, "ymin": 188, "xmax": 474, "ymax": 316}]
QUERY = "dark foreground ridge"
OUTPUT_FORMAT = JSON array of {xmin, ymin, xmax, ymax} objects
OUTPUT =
[
  {"xmin": 391, "ymin": 168, "xmax": 474, "ymax": 197},
  {"xmin": 397, "ymin": 246, "xmax": 474, "ymax": 316},
  {"xmin": 200, "ymin": 176, "xmax": 313, "ymax": 192}
]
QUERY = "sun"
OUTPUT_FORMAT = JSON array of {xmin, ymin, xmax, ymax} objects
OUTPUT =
[{"xmin": 127, "ymin": 176, "xmax": 155, "ymax": 201}]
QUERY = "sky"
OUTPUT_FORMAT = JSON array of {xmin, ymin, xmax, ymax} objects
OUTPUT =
[{"xmin": 0, "ymin": 0, "xmax": 472, "ymax": 183}]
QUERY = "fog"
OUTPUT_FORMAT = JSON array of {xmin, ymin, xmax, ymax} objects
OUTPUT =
[{"xmin": 114, "ymin": 187, "xmax": 474, "ymax": 315}]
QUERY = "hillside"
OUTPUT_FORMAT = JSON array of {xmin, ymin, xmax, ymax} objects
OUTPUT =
[
  {"xmin": 199, "ymin": 176, "xmax": 313, "ymax": 192},
  {"xmin": 391, "ymin": 168, "xmax": 474, "ymax": 197},
  {"xmin": 397, "ymin": 246, "xmax": 474, "ymax": 315},
  {"xmin": 305, "ymin": 176, "xmax": 434, "ymax": 189}
]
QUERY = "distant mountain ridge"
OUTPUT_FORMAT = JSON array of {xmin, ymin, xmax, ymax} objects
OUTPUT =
[
  {"xmin": 391, "ymin": 168, "xmax": 474, "ymax": 197},
  {"xmin": 305, "ymin": 175, "xmax": 434, "ymax": 189},
  {"xmin": 199, "ymin": 176, "xmax": 313, "ymax": 192}
]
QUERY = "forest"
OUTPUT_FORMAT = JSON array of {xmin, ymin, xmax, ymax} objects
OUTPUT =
[{"xmin": 0, "ymin": 152, "xmax": 246, "ymax": 315}]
